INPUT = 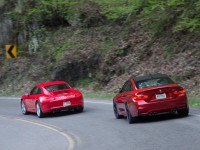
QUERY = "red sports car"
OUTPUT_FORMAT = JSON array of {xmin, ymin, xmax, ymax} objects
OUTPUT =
[
  {"xmin": 113, "ymin": 74, "xmax": 189, "ymax": 124},
  {"xmin": 21, "ymin": 81, "xmax": 84, "ymax": 118}
]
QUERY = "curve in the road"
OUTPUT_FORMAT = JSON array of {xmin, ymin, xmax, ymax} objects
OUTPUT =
[
  {"xmin": 0, "ymin": 115, "xmax": 75, "ymax": 150},
  {"xmin": 1, "ymin": 97, "xmax": 200, "ymax": 150}
]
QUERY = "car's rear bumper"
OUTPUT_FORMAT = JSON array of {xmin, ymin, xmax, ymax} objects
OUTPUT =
[
  {"xmin": 41, "ymin": 97, "xmax": 84, "ymax": 113},
  {"xmin": 51, "ymin": 105, "xmax": 83, "ymax": 113},
  {"xmin": 136, "ymin": 95, "xmax": 188, "ymax": 116}
]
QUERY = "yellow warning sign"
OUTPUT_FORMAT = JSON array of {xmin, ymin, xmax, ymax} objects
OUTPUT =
[{"xmin": 6, "ymin": 44, "xmax": 17, "ymax": 59}]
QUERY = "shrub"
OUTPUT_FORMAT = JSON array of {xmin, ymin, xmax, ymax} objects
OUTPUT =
[{"xmin": 95, "ymin": 0, "xmax": 146, "ymax": 21}]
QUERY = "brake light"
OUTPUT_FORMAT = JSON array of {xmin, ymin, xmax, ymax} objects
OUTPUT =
[
  {"xmin": 133, "ymin": 94, "xmax": 149, "ymax": 100},
  {"xmin": 117, "ymin": 97, "xmax": 123, "ymax": 102},
  {"xmin": 173, "ymin": 89, "xmax": 186, "ymax": 95},
  {"xmin": 40, "ymin": 96, "xmax": 54, "ymax": 102},
  {"xmin": 75, "ymin": 91, "xmax": 82, "ymax": 97},
  {"xmin": 56, "ymin": 96, "xmax": 68, "ymax": 100}
]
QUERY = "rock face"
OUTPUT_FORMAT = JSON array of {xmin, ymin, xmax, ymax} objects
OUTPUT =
[
  {"xmin": 0, "ymin": 17, "xmax": 13, "ymax": 45},
  {"xmin": 0, "ymin": 1, "xmax": 200, "ymax": 97},
  {"xmin": 0, "ymin": 15, "xmax": 14, "ymax": 59},
  {"xmin": 51, "ymin": 54, "xmax": 100, "ymax": 86}
]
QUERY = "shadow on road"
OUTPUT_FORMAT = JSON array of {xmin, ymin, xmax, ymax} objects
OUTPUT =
[
  {"xmin": 23, "ymin": 110, "xmax": 86, "ymax": 118},
  {"xmin": 119, "ymin": 114, "xmax": 192, "ymax": 124},
  {"xmin": 138, "ymin": 114, "xmax": 191, "ymax": 124},
  {"xmin": 46, "ymin": 110, "xmax": 85, "ymax": 118}
]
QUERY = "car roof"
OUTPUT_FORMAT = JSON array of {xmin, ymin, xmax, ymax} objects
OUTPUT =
[
  {"xmin": 37, "ymin": 81, "xmax": 68, "ymax": 87},
  {"xmin": 131, "ymin": 74, "xmax": 169, "ymax": 82}
]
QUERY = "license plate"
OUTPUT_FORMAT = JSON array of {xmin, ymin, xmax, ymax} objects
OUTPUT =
[
  {"xmin": 156, "ymin": 93, "xmax": 166, "ymax": 100},
  {"xmin": 63, "ymin": 101, "xmax": 71, "ymax": 107}
]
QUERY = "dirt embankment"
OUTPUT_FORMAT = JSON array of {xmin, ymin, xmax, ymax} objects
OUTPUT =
[
  {"xmin": 0, "ymin": 21, "xmax": 200, "ymax": 96},
  {"xmin": 103, "ymin": 31, "xmax": 200, "ymax": 96}
]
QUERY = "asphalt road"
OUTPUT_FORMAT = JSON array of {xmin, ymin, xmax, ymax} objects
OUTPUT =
[{"xmin": 1, "ymin": 97, "xmax": 200, "ymax": 150}]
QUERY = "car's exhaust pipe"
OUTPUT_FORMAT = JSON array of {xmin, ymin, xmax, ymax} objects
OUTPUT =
[
  {"xmin": 171, "ymin": 109, "xmax": 177, "ymax": 114},
  {"xmin": 149, "ymin": 112, "xmax": 156, "ymax": 116}
]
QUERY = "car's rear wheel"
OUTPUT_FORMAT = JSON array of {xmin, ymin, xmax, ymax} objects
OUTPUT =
[
  {"xmin": 21, "ymin": 100, "xmax": 28, "ymax": 115},
  {"xmin": 36, "ymin": 102, "xmax": 44, "ymax": 118},
  {"xmin": 125, "ymin": 103, "xmax": 137, "ymax": 124},
  {"xmin": 113, "ymin": 103, "xmax": 123, "ymax": 119},
  {"xmin": 178, "ymin": 108, "xmax": 189, "ymax": 117}
]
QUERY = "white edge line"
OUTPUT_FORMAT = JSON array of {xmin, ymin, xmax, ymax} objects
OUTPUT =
[
  {"xmin": 85, "ymin": 101, "xmax": 112, "ymax": 105},
  {"xmin": 190, "ymin": 114, "xmax": 200, "ymax": 117}
]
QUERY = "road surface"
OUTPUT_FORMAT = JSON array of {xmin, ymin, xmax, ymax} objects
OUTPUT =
[{"xmin": 0, "ymin": 97, "xmax": 200, "ymax": 150}]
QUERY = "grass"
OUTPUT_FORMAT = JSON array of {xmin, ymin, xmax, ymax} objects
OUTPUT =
[
  {"xmin": 0, "ymin": 87, "xmax": 21, "ymax": 96},
  {"xmin": 98, "ymin": 38, "xmax": 116, "ymax": 54},
  {"xmin": 77, "ymin": 79, "xmax": 91, "ymax": 88},
  {"xmin": 188, "ymin": 97, "xmax": 200, "ymax": 107},
  {"xmin": 83, "ymin": 91, "xmax": 115, "ymax": 99}
]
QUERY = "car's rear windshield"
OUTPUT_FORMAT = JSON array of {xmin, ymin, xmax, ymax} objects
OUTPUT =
[
  {"xmin": 136, "ymin": 77, "xmax": 174, "ymax": 89},
  {"xmin": 44, "ymin": 84, "xmax": 70, "ymax": 92}
]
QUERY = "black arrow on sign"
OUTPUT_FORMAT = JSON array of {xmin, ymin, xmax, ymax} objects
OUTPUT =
[{"xmin": 7, "ymin": 45, "xmax": 15, "ymax": 58}]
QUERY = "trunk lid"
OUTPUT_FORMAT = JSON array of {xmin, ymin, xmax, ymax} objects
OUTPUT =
[
  {"xmin": 136, "ymin": 84, "xmax": 182, "ymax": 102},
  {"xmin": 51, "ymin": 89, "xmax": 76, "ymax": 100}
]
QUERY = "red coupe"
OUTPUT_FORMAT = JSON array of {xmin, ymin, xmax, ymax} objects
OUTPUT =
[
  {"xmin": 113, "ymin": 74, "xmax": 189, "ymax": 124},
  {"xmin": 21, "ymin": 81, "xmax": 84, "ymax": 118}
]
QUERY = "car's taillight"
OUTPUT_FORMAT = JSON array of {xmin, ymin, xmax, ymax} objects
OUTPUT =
[
  {"xmin": 44, "ymin": 97, "xmax": 55, "ymax": 101},
  {"xmin": 133, "ymin": 94, "xmax": 149, "ymax": 100},
  {"xmin": 75, "ymin": 91, "xmax": 82, "ymax": 98},
  {"xmin": 173, "ymin": 89, "xmax": 186, "ymax": 95},
  {"xmin": 40, "ymin": 96, "xmax": 54, "ymax": 102},
  {"xmin": 117, "ymin": 97, "xmax": 123, "ymax": 103}
]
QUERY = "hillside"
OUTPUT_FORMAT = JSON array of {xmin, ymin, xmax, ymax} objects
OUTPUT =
[{"xmin": 0, "ymin": 0, "xmax": 200, "ymax": 99}]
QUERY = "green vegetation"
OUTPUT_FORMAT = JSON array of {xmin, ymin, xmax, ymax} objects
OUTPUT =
[
  {"xmin": 77, "ymin": 78, "xmax": 92, "ymax": 88},
  {"xmin": 7, "ymin": 0, "xmax": 76, "ymax": 26},
  {"xmin": 83, "ymin": 91, "xmax": 115, "ymax": 99},
  {"xmin": 55, "ymin": 41, "xmax": 72, "ymax": 61},
  {"xmin": 1, "ymin": 0, "xmax": 200, "ymax": 102},
  {"xmin": 96, "ymin": 0, "xmax": 200, "ymax": 33},
  {"xmin": 189, "ymin": 97, "xmax": 200, "ymax": 107},
  {"xmin": 98, "ymin": 37, "xmax": 116, "ymax": 54},
  {"xmin": 5, "ymin": 0, "xmax": 200, "ymax": 35},
  {"xmin": 4, "ymin": 0, "xmax": 200, "ymax": 56},
  {"xmin": 115, "ymin": 49, "xmax": 125, "ymax": 56},
  {"xmin": 164, "ymin": 44, "xmax": 176, "ymax": 60},
  {"xmin": 95, "ymin": 0, "xmax": 146, "ymax": 21},
  {"xmin": 171, "ymin": 76, "xmax": 186, "ymax": 83},
  {"xmin": 0, "ymin": 0, "xmax": 5, "ymax": 7}
]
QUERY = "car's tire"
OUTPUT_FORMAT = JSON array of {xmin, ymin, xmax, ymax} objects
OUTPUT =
[
  {"xmin": 178, "ymin": 108, "xmax": 189, "ymax": 117},
  {"xmin": 125, "ymin": 103, "xmax": 137, "ymax": 124},
  {"xmin": 36, "ymin": 102, "xmax": 44, "ymax": 118},
  {"xmin": 21, "ymin": 100, "xmax": 28, "ymax": 115},
  {"xmin": 113, "ymin": 103, "xmax": 123, "ymax": 119}
]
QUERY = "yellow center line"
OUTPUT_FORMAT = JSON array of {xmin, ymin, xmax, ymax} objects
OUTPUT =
[{"xmin": 0, "ymin": 115, "xmax": 78, "ymax": 150}]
